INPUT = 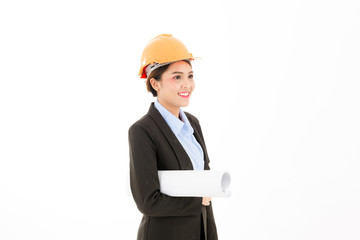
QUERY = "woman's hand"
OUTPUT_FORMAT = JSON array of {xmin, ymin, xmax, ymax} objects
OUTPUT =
[{"xmin": 202, "ymin": 197, "xmax": 211, "ymax": 206}]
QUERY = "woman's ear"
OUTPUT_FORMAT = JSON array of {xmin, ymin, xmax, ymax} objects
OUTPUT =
[{"xmin": 150, "ymin": 78, "xmax": 160, "ymax": 92}]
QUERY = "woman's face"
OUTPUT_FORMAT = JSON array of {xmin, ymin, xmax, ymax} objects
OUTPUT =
[{"xmin": 155, "ymin": 61, "xmax": 195, "ymax": 115}]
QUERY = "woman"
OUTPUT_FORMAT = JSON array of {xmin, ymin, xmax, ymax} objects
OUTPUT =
[{"xmin": 129, "ymin": 34, "xmax": 218, "ymax": 240}]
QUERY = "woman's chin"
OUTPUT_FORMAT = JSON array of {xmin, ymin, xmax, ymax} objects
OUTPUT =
[{"xmin": 180, "ymin": 100, "xmax": 190, "ymax": 107}]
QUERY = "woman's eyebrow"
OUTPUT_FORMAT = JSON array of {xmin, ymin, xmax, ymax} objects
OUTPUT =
[{"xmin": 171, "ymin": 71, "xmax": 194, "ymax": 74}]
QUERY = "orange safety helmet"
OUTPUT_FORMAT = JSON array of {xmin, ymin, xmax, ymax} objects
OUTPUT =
[{"xmin": 139, "ymin": 34, "xmax": 195, "ymax": 78}]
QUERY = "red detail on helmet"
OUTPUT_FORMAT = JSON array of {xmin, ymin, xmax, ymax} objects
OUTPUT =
[{"xmin": 140, "ymin": 66, "xmax": 147, "ymax": 79}]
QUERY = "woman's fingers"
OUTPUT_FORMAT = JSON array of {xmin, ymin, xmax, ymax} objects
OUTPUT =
[{"xmin": 202, "ymin": 197, "xmax": 211, "ymax": 206}]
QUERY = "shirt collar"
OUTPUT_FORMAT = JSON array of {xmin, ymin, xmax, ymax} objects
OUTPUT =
[
  {"xmin": 179, "ymin": 108, "xmax": 194, "ymax": 135},
  {"xmin": 154, "ymin": 100, "xmax": 193, "ymax": 136}
]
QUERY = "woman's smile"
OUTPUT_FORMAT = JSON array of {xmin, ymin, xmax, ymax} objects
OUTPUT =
[{"xmin": 178, "ymin": 91, "xmax": 190, "ymax": 98}]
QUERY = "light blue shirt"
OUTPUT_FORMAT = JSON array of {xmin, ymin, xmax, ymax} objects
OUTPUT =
[{"xmin": 154, "ymin": 101, "xmax": 204, "ymax": 170}]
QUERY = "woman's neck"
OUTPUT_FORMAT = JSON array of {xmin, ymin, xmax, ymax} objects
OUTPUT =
[{"xmin": 157, "ymin": 99, "xmax": 180, "ymax": 118}]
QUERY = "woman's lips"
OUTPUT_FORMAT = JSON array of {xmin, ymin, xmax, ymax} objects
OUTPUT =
[{"xmin": 178, "ymin": 92, "xmax": 190, "ymax": 98}]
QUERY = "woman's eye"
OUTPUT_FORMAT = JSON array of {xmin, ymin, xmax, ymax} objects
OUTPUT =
[
  {"xmin": 174, "ymin": 75, "xmax": 182, "ymax": 80},
  {"xmin": 188, "ymin": 74, "xmax": 194, "ymax": 79}
]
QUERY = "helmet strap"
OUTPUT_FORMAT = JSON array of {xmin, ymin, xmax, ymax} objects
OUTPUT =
[{"xmin": 145, "ymin": 62, "xmax": 172, "ymax": 77}]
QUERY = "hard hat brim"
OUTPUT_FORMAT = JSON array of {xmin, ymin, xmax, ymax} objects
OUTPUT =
[{"xmin": 139, "ymin": 57, "xmax": 199, "ymax": 79}]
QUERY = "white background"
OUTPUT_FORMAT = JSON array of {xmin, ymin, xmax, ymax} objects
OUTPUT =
[{"xmin": 1, "ymin": 0, "xmax": 359, "ymax": 239}]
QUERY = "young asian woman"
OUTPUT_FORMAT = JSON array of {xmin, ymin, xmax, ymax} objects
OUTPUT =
[{"xmin": 128, "ymin": 34, "xmax": 218, "ymax": 240}]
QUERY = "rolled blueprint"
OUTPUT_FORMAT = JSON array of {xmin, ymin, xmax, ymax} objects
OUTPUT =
[{"xmin": 158, "ymin": 170, "xmax": 231, "ymax": 198}]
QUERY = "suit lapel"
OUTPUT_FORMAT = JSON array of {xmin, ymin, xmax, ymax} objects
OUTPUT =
[
  {"xmin": 186, "ymin": 113, "xmax": 210, "ymax": 170},
  {"xmin": 147, "ymin": 103, "xmax": 193, "ymax": 170}
]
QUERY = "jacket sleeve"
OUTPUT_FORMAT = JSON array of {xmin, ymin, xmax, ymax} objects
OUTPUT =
[{"xmin": 128, "ymin": 122, "xmax": 202, "ymax": 217}]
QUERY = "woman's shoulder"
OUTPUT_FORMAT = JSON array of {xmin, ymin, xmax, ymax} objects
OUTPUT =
[{"xmin": 128, "ymin": 113, "xmax": 154, "ymax": 132}]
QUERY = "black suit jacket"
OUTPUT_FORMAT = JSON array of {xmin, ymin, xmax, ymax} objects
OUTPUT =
[{"xmin": 129, "ymin": 103, "xmax": 218, "ymax": 240}]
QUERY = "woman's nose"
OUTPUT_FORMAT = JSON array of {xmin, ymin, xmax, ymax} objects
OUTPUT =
[{"xmin": 182, "ymin": 77, "xmax": 191, "ymax": 88}]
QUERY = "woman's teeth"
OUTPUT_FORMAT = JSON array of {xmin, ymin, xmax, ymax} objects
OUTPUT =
[{"xmin": 179, "ymin": 92, "xmax": 189, "ymax": 96}]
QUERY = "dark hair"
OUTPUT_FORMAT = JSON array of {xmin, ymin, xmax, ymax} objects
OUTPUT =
[{"xmin": 146, "ymin": 60, "xmax": 192, "ymax": 97}]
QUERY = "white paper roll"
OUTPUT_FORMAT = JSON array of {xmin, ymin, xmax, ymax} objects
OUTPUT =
[{"xmin": 158, "ymin": 170, "xmax": 231, "ymax": 198}]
